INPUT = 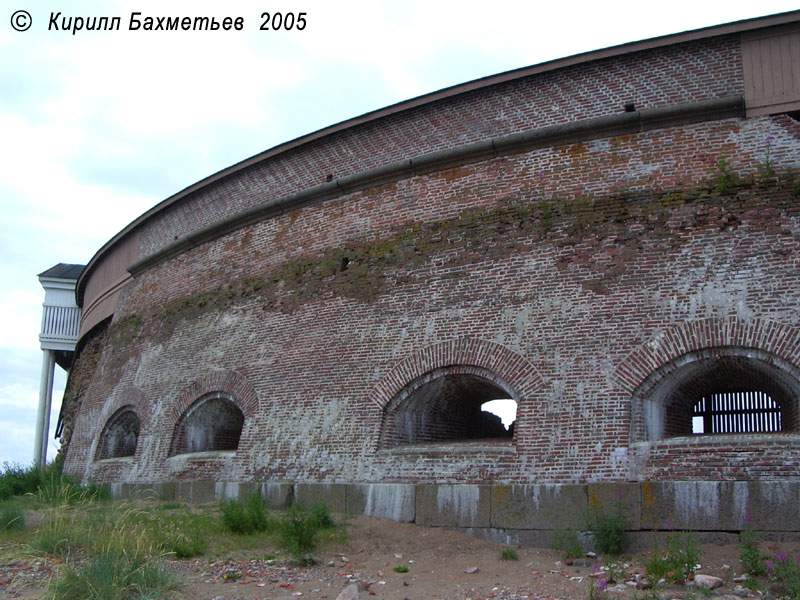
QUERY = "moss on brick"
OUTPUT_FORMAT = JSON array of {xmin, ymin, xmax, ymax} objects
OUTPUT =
[
  {"xmin": 112, "ymin": 313, "xmax": 143, "ymax": 346},
  {"xmin": 107, "ymin": 175, "xmax": 799, "ymax": 350}
]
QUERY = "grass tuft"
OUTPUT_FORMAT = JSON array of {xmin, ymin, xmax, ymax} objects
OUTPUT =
[
  {"xmin": 220, "ymin": 492, "xmax": 272, "ymax": 534},
  {"xmin": 499, "ymin": 547, "xmax": 519, "ymax": 561},
  {"xmin": 49, "ymin": 548, "xmax": 179, "ymax": 600},
  {"xmin": 0, "ymin": 501, "xmax": 25, "ymax": 531},
  {"xmin": 277, "ymin": 502, "xmax": 339, "ymax": 563}
]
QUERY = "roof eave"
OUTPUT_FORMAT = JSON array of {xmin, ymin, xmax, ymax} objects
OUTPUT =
[{"xmin": 75, "ymin": 9, "xmax": 800, "ymax": 306}]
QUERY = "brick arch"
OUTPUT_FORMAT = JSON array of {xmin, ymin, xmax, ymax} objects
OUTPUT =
[
  {"xmin": 616, "ymin": 318, "xmax": 800, "ymax": 442},
  {"xmin": 96, "ymin": 387, "xmax": 150, "ymax": 436},
  {"xmin": 614, "ymin": 318, "xmax": 800, "ymax": 396},
  {"xmin": 95, "ymin": 406, "xmax": 140, "ymax": 460},
  {"xmin": 169, "ymin": 392, "xmax": 245, "ymax": 456},
  {"xmin": 368, "ymin": 338, "xmax": 544, "ymax": 410},
  {"xmin": 166, "ymin": 369, "xmax": 259, "ymax": 425},
  {"xmin": 91, "ymin": 387, "xmax": 149, "ymax": 462}
]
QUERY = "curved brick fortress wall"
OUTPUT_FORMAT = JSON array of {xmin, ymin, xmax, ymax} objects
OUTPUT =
[{"xmin": 62, "ymin": 15, "xmax": 800, "ymax": 537}]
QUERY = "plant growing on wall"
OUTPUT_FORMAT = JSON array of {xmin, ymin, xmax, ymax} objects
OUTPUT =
[{"xmin": 583, "ymin": 492, "xmax": 630, "ymax": 555}]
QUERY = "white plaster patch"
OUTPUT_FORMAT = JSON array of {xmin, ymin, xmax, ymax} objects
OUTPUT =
[
  {"xmin": 363, "ymin": 484, "xmax": 415, "ymax": 522},
  {"xmin": 215, "ymin": 481, "xmax": 240, "ymax": 500},
  {"xmin": 646, "ymin": 329, "xmax": 665, "ymax": 352},
  {"xmin": 611, "ymin": 447, "xmax": 628, "ymax": 471},
  {"xmin": 673, "ymin": 481, "xmax": 724, "ymax": 523},
  {"xmin": 437, "ymin": 485, "xmax": 479, "ymax": 524},
  {"xmin": 732, "ymin": 482, "xmax": 749, "ymax": 526}
]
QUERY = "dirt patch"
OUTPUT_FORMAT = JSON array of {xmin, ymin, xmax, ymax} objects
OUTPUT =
[{"xmin": 5, "ymin": 514, "xmax": 798, "ymax": 600}]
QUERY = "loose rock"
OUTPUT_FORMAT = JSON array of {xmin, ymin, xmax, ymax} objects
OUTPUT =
[
  {"xmin": 694, "ymin": 574, "xmax": 724, "ymax": 589},
  {"xmin": 335, "ymin": 583, "xmax": 362, "ymax": 600}
]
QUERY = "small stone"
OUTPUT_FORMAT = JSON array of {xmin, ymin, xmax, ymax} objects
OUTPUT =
[
  {"xmin": 335, "ymin": 583, "xmax": 362, "ymax": 600},
  {"xmin": 565, "ymin": 558, "xmax": 574, "ymax": 566},
  {"xmin": 555, "ymin": 561, "xmax": 563, "ymax": 569},
  {"xmin": 694, "ymin": 574, "xmax": 724, "ymax": 590},
  {"xmin": 465, "ymin": 566, "xmax": 480, "ymax": 574},
  {"xmin": 327, "ymin": 561, "xmax": 335, "ymax": 567},
  {"xmin": 571, "ymin": 558, "xmax": 596, "ymax": 568},
  {"xmin": 733, "ymin": 585, "xmax": 752, "ymax": 597},
  {"xmin": 586, "ymin": 552, "xmax": 597, "ymax": 559},
  {"xmin": 636, "ymin": 580, "xmax": 653, "ymax": 590},
  {"xmin": 394, "ymin": 554, "xmax": 403, "ymax": 559}
]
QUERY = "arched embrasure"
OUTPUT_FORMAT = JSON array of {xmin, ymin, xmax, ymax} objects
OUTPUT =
[
  {"xmin": 379, "ymin": 365, "xmax": 517, "ymax": 449},
  {"xmin": 95, "ymin": 407, "xmax": 140, "ymax": 460},
  {"xmin": 169, "ymin": 393, "xmax": 244, "ymax": 455},
  {"xmin": 630, "ymin": 347, "xmax": 800, "ymax": 441}
]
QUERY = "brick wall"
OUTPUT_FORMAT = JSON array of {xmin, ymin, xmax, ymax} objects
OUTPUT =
[
  {"xmin": 63, "ymin": 30, "xmax": 800, "ymax": 489},
  {"xmin": 135, "ymin": 37, "xmax": 743, "ymax": 259}
]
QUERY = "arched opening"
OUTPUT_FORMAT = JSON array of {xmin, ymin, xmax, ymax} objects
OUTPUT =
[
  {"xmin": 96, "ymin": 408, "xmax": 140, "ymax": 460},
  {"xmin": 691, "ymin": 391, "xmax": 781, "ymax": 434},
  {"xmin": 632, "ymin": 348, "xmax": 800, "ymax": 441},
  {"xmin": 482, "ymin": 399, "xmax": 518, "ymax": 432},
  {"xmin": 379, "ymin": 366, "xmax": 518, "ymax": 449},
  {"xmin": 170, "ymin": 393, "xmax": 244, "ymax": 455}
]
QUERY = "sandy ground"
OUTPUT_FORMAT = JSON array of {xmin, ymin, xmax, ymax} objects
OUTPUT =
[{"xmin": 3, "ymin": 514, "xmax": 799, "ymax": 600}]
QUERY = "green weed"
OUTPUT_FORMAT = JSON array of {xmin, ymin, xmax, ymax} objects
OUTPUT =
[
  {"xmin": 738, "ymin": 526, "xmax": 767, "ymax": 578},
  {"xmin": 499, "ymin": 547, "xmax": 519, "ymax": 561},
  {"xmin": 713, "ymin": 158, "xmax": 740, "ymax": 194},
  {"xmin": 309, "ymin": 501, "xmax": 335, "ymax": 530},
  {"xmin": 584, "ymin": 495, "xmax": 629, "ymax": 555},
  {"xmin": 602, "ymin": 558, "xmax": 624, "ymax": 584},
  {"xmin": 769, "ymin": 551, "xmax": 800, "ymax": 599},
  {"xmin": 0, "ymin": 462, "xmax": 41, "ymax": 500},
  {"xmin": 588, "ymin": 579, "xmax": 609, "ymax": 600},
  {"xmin": 220, "ymin": 492, "xmax": 272, "ymax": 534},
  {"xmin": 553, "ymin": 528, "xmax": 584, "ymax": 559},
  {"xmin": 644, "ymin": 531, "xmax": 701, "ymax": 585},
  {"xmin": 277, "ymin": 502, "xmax": 338, "ymax": 563},
  {"xmin": 393, "ymin": 564, "xmax": 410, "ymax": 573}
]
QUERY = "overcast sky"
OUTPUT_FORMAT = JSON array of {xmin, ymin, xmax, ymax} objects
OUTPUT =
[{"xmin": 1, "ymin": 0, "xmax": 797, "ymax": 470}]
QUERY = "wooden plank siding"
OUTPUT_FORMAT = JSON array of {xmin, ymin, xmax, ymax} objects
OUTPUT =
[{"xmin": 743, "ymin": 23, "xmax": 800, "ymax": 116}]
